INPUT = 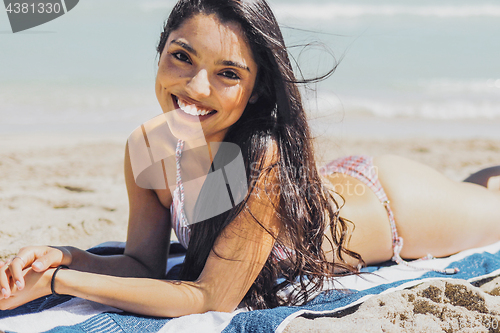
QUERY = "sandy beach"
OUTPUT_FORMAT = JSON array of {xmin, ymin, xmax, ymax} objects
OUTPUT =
[
  {"xmin": 2, "ymin": 0, "xmax": 500, "ymax": 330},
  {"xmin": 1, "ymin": 132, "xmax": 500, "ymax": 332},
  {"xmin": 0, "ymin": 134, "xmax": 130, "ymax": 260}
]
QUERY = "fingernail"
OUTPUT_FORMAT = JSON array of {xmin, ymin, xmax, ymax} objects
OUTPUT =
[
  {"xmin": 16, "ymin": 280, "xmax": 22, "ymax": 289},
  {"xmin": 33, "ymin": 261, "xmax": 43, "ymax": 270},
  {"xmin": 1, "ymin": 288, "xmax": 7, "ymax": 298}
]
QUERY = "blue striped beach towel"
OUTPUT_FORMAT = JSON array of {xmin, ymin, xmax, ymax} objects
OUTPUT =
[{"xmin": 2, "ymin": 240, "xmax": 500, "ymax": 333}]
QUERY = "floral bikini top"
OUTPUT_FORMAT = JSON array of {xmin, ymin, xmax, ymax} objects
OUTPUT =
[{"xmin": 170, "ymin": 139, "xmax": 291, "ymax": 261}]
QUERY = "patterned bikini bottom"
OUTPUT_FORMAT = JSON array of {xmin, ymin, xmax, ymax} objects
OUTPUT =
[
  {"xmin": 320, "ymin": 155, "xmax": 403, "ymax": 264},
  {"xmin": 320, "ymin": 155, "xmax": 458, "ymax": 275}
]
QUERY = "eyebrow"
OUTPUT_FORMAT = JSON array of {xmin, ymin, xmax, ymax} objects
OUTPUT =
[
  {"xmin": 216, "ymin": 60, "xmax": 250, "ymax": 73},
  {"xmin": 170, "ymin": 39, "xmax": 251, "ymax": 73},
  {"xmin": 170, "ymin": 39, "xmax": 197, "ymax": 56}
]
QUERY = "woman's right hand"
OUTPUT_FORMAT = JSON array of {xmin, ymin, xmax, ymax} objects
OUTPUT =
[{"xmin": 0, "ymin": 246, "xmax": 72, "ymax": 299}]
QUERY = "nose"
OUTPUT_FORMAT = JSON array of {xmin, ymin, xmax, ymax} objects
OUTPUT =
[{"xmin": 186, "ymin": 69, "xmax": 211, "ymax": 99}]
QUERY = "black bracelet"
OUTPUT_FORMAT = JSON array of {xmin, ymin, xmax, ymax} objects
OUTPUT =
[{"xmin": 51, "ymin": 265, "xmax": 69, "ymax": 297}]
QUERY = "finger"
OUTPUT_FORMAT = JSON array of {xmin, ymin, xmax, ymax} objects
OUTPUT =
[
  {"xmin": 14, "ymin": 246, "xmax": 49, "ymax": 271},
  {"xmin": 8, "ymin": 257, "xmax": 26, "ymax": 291},
  {"xmin": 0, "ymin": 265, "xmax": 12, "ymax": 299},
  {"xmin": 7, "ymin": 247, "xmax": 44, "ymax": 290},
  {"xmin": 15, "ymin": 247, "xmax": 41, "ymax": 268},
  {"xmin": 31, "ymin": 248, "xmax": 63, "ymax": 272}
]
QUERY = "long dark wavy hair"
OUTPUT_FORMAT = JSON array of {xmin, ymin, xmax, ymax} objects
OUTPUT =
[{"xmin": 156, "ymin": 0, "xmax": 363, "ymax": 310}]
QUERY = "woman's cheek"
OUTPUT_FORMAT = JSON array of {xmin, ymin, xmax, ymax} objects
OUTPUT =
[{"xmin": 227, "ymin": 89, "xmax": 246, "ymax": 109}]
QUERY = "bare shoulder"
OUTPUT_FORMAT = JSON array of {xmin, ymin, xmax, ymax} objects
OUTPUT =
[{"xmin": 124, "ymin": 141, "xmax": 173, "ymax": 209}]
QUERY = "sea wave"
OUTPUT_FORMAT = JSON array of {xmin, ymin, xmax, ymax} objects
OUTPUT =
[
  {"xmin": 272, "ymin": 4, "xmax": 500, "ymax": 20},
  {"xmin": 354, "ymin": 100, "xmax": 500, "ymax": 120},
  {"xmin": 306, "ymin": 90, "xmax": 500, "ymax": 120},
  {"xmin": 417, "ymin": 79, "xmax": 500, "ymax": 94}
]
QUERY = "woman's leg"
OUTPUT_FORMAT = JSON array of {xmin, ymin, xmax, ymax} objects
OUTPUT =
[{"xmin": 374, "ymin": 155, "xmax": 500, "ymax": 259}]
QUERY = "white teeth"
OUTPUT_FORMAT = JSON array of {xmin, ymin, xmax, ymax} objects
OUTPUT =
[{"xmin": 176, "ymin": 96, "xmax": 213, "ymax": 116}]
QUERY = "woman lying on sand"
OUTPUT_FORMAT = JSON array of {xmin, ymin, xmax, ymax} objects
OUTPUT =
[{"xmin": 1, "ymin": 0, "xmax": 500, "ymax": 316}]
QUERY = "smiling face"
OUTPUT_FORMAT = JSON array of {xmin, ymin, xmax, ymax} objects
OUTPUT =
[{"xmin": 155, "ymin": 14, "xmax": 259, "ymax": 144}]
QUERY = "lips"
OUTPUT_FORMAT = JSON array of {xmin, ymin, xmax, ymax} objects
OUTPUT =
[{"xmin": 172, "ymin": 95, "xmax": 217, "ymax": 117}]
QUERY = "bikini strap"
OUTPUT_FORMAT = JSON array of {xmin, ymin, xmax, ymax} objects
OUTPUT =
[
  {"xmin": 175, "ymin": 139, "xmax": 188, "ymax": 228},
  {"xmin": 391, "ymin": 236, "xmax": 459, "ymax": 275},
  {"xmin": 382, "ymin": 201, "xmax": 459, "ymax": 275}
]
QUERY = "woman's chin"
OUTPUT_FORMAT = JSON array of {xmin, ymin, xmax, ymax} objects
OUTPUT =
[{"xmin": 164, "ymin": 110, "xmax": 207, "ymax": 143}]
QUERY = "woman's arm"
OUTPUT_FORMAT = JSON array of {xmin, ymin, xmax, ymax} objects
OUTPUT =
[
  {"xmin": 1, "ymin": 142, "xmax": 172, "ymax": 297},
  {"xmin": 65, "ymin": 142, "xmax": 172, "ymax": 278}
]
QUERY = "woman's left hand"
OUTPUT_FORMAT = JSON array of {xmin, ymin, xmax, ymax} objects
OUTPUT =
[{"xmin": 0, "ymin": 267, "xmax": 54, "ymax": 310}]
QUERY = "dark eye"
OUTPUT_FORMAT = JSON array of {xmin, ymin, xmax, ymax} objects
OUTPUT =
[
  {"xmin": 172, "ymin": 51, "xmax": 191, "ymax": 64},
  {"xmin": 220, "ymin": 70, "xmax": 240, "ymax": 80}
]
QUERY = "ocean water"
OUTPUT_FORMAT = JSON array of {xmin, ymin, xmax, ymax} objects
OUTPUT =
[{"xmin": 1, "ymin": 0, "xmax": 500, "ymax": 137}]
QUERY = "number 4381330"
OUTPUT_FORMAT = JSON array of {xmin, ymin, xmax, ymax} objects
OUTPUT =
[{"xmin": 6, "ymin": 2, "xmax": 62, "ymax": 14}]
